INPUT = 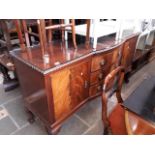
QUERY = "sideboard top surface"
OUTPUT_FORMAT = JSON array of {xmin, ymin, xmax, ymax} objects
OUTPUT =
[{"xmin": 11, "ymin": 36, "xmax": 123, "ymax": 75}]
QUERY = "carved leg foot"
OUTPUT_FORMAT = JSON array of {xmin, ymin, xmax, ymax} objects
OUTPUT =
[
  {"xmin": 103, "ymin": 127, "xmax": 109, "ymax": 135},
  {"xmin": 46, "ymin": 125, "xmax": 61, "ymax": 135},
  {"xmin": 103, "ymin": 125, "xmax": 112, "ymax": 135},
  {"xmin": 25, "ymin": 109, "xmax": 35, "ymax": 124}
]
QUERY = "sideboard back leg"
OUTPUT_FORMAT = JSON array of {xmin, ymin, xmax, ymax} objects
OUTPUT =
[{"xmin": 25, "ymin": 108, "xmax": 35, "ymax": 124}]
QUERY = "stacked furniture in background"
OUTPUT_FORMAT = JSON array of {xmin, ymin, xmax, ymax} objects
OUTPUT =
[
  {"xmin": 0, "ymin": 20, "xmax": 19, "ymax": 91},
  {"xmin": 133, "ymin": 28, "xmax": 155, "ymax": 70}
]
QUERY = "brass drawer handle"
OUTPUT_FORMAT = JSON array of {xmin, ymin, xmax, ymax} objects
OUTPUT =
[
  {"xmin": 100, "ymin": 59, "xmax": 105, "ymax": 66},
  {"xmin": 84, "ymin": 80, "xmax": 89, "ymax": 88},
  {"xmin": 97, "ymin": 85, "xmax": 102, "ymax": 91},
  {"xmin": 127, "ymin": 45, "xmax": 130, "ymax": 50},
  {"xmin": 98, "ymin": 73, "xmax": 103, "ymax": 80}
]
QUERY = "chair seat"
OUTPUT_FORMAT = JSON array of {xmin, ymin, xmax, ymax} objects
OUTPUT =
[
  {"xmin": 124, "ymin": 76, "xmax": 155, "ymax": 124},
  {"xmin": 125, "ymin": 110, "xmax": 155, "ymax": 134},
  {"xmin": 109, "ymin": 104, "xmax": 155, "ymax": 135}
]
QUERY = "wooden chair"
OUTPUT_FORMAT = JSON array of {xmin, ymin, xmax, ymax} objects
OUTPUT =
[
  {"xmin": 37, "ymin": 19, "xmax": 77, "ymax": 53},
  {"xmin": 102, "ymin": 66, "xmax": 155, "ymax": 135},
  {"xmin": 13, "ymin": 19, "xmax": 40, "ymax": 49},
  {"xmin": 14, "ymin": 19, "xmax": 78, "ymax": 56}
]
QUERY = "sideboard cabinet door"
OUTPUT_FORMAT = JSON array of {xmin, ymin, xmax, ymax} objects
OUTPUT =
[
  {"xmin": 70, "ymin": 61, "xmax": 90, "ymax": 108},
  {"xmin": 50, "ymin": 69, "xmax": 71, "ymax": 120}
]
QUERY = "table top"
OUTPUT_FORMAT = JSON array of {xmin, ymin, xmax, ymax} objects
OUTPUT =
[{"xmin": 124, "ymin": 76, "xmax": 155, "ymax": 124}]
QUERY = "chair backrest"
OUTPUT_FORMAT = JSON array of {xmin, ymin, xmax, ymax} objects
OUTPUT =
[
  {"xmin": 102, "ymin": 66, "xmax": 125, "ymax": 134},
  {"xmin": 136, "ymin": 32, "xmax": 148, "ymax": 50},
  {"xmin": 14, "ymin": 19, "xmax": 39, "ymax": 49},
  {"xmin": 37, "ymin": 19, "xmax": 77, "ymax": 52},
  {"xmin": 145, "ymin": 28, "xmax": 155, "ymax": 46}
]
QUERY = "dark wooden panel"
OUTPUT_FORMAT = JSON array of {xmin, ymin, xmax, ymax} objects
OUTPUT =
[
  {"xmin": 121, "ymin": 34, "xmax": 139, "ymax": 72},
  {"xmin": 14, "ymin": 59, "xmax": 50, "ymax": 124}
]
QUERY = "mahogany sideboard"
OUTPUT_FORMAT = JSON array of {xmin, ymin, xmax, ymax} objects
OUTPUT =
[{"xmin": 10, "ymin": 40, "xmax": 125, "ymax": 134}]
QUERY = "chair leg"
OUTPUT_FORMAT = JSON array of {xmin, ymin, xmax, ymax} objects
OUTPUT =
[
  {"xmin": 60, "ymin": 19, "xmax": 65, "ymax": 42},
  {"xmin": 47, "ymin": 19, "xmax": 52, "ymax": 43},
  {"xmin": 71, "ymin": 19, "xmax": 77, "ymax": 49},
  {"xmin": 85, "ymin": 19, "xmax": 91, "ymax": 48},
  {"xmin": 102, "ymin": 93, "xmax": 110, "ymax": 135}
]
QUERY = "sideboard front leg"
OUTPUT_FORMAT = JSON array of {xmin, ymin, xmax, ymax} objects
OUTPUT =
[{"xmin": 45, "ymin": 125, "xmax": 61, "ymax": 135}]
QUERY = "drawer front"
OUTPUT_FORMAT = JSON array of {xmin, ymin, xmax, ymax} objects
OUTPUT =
[
  {"xmin": 90, "ymin": 69, "xmax": 106, "ymax": 85},
  {"xmin": 91, "ymin": 52, "xmax": 114, "ymax": 72},
  {"xmin": 89, "ymin": 83, "xmax": 102, "ymax": 97}
]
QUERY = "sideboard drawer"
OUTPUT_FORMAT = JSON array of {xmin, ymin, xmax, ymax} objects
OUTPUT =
[
  {"xmin": 89, "ymin": 83, "xmax": 102, "ymax": 97},
  {"xmin": 90, "ymin": 70, "xmax": 106, "ymax": 85},
  {"xmin": 91, "ymin": 52, "xmax": 113, "ymax": 72}
]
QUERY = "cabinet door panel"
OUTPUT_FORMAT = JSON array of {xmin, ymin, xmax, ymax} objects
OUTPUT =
[
  {"xmin": 51, "ymin": 69, "xmax": 71, "ymax": 120},
  {"xmin": 70, "ymin": 61, "xmax": 90, "ymax": 108},
  {"xmin": 122, "ymin": 35, "xmax": 139, "ymax": 72}
]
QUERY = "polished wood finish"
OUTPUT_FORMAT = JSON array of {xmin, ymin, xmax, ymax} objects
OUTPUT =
[
  {"xmin": 121, "ymin": 33, "xmax": 140, "ymax": 78},
  {"xmin": 85, "ymin": 19, "xmax": 91, "ymax": 48},
  {"xmin": 70, "ymin": 60, "xmax": 90, "ymax": 108},
  {"xmin": 11, "ymin": 39, "xmax": 124, "ymax": 134},
  {"xmin": 125, "ymin": 110, "xmax": 155, "ymax": 135},
  {"xmin": 108, "ymin": 103, "xmax": 155, "ymax": 135},
  {"xmin": 91, "ymin": 47, "xmax": 120, "ymax": 72},
  {"xmin": 89, "ymin": 83, "xmax": 102, "ymax": 97},
  {"xmin": 12, "ymin": 21, "xmax": 148, "ymax": 134},
  {"xmin": 90, "ymin": 70, "xmax": 105, "ymax": 85},
  {"xmin": 109, "ymin": 104, "xmax": 127, "ymax": 134},
  {"xmin": 102, "ymin": 66, "xmax": 125, "ymax": 134},
  {"xmin": 50, "ymin": 69, "xmax": 71, "ymax": 120}
]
